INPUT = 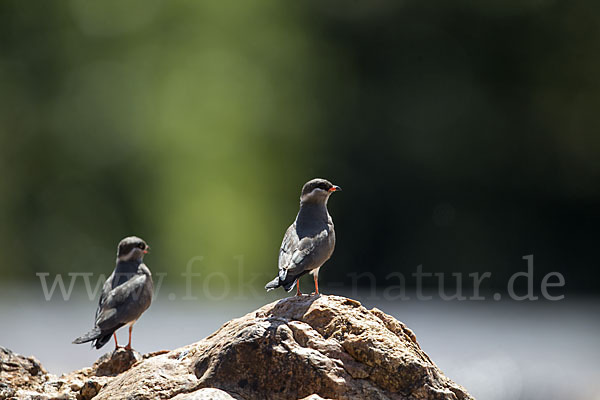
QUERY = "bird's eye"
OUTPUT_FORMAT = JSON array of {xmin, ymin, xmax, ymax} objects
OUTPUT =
[{"xmin": 138, "ymin": 243, "xmax": 145, "ymax": 250}]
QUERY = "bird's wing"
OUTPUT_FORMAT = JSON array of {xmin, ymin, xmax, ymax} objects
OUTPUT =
[
  {"xmin": 94, "ymin": 273, "xmax": 152, "ymax": 332},
  {"xmin": 278, "ymin": 223, "xmax": 298, "ymax": 276},
  {"xmin": 95, "ymin": 272, "xmax": 114, "ymax": 322},
  {"xmin": 278, "ymin": 224, "xmax": 330, "ymax": 279}
]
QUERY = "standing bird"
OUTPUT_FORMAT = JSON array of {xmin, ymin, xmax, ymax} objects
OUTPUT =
[
  {"xmin": 265, "ymin": 178, "xmax": 341, "ymax": 296},
  {"xmin": 73, "ymin": 236, "xmax": 154, "ymax": 350}
]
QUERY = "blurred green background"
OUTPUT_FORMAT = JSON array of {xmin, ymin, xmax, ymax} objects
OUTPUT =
[{"xmin": 1, "ymin": 0, "xmax": 599, "ymax": 293}]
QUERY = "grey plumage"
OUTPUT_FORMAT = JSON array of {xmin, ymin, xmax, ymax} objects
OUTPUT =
[
  {"xmin": 73, "ymin": 236, "xmax": 153, "ymax": 349},
  {"xmin": 265, "ymin": 178, "xmax": 341, "ymax": 294}
]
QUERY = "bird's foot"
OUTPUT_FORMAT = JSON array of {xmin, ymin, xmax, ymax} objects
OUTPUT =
[{"xmin": 310, "ymin": 292, "xmax": 321, "ymax": 296}]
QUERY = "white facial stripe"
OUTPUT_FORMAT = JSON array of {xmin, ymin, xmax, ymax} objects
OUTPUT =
[
  {"xmin": 301, "ymin": 187, "xmax": 331, "ymax": 203},
  {"xmin": 304, "ymin": 187, "xmax": 327, "ymax": 196},
  {"xmin": 118, "ymin": 247, "xmax": 139, "ymax": 262}
]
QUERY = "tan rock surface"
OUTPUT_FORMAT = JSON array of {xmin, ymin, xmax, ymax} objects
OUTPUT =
[
  {"xmin": 0, "ymin": 346, "xmax": 47, "ymax": 399},
  {"xmin": 1, "ymin": 295, "xmax": 474, "ymax": 400}
]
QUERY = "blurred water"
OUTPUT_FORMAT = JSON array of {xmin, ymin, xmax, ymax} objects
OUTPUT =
[{"xmin": 0, "ymin": 285, "xmax": 598, "ymax": 400}]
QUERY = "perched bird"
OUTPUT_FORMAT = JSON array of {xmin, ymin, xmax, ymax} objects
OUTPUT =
[
  {"xmin": 73, "ymin": 236, "xmax": 154, "ymax": 350},
  {"xmin": 265, "ymin": 178, "xmax": 341, "ymax": 296}
]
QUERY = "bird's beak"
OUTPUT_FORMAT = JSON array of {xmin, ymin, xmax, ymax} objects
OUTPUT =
[
  {"xmin": 329, "ymin": 185, "xmax": 342, "ymax": 192},
  {"xmin": 144, "ymin": 246, "xmax": 150, "ymax": 254}
]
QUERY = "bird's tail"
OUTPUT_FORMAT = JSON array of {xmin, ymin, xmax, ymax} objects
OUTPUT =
[
  {"xmin": 73, "ymin": 326, "xmax": 119, "ymax": 349},
  {"xmin": 265, "ymin": 276, "xmax": 281, "ymax": 291},
  {"xmin": 93, "ymin": 332, "xmax": 114, "ymax": 349},
  {"xmin": 282, "ymin": 279, "xmax": 298, "ymax": 292},
  {"xmin": 266, "ymin": 270, "xmax": 308, "ymax": 292},
  {"xmin": 72, "ymin": 327, "xmax": 102, "ymax": 345}
]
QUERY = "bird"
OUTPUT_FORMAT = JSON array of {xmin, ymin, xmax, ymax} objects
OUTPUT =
[
  {"xmin": 73, "ymin": 236, "xmax": 154, "ymax": 350},
  {"xmin": 265, "ymin": 178, "xmax": 341, "ymax": 296}
]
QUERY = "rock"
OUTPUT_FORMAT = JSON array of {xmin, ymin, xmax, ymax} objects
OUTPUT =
[
  {"xmin": 92, "ymin": 348, "xmax": 142, "ymax": 376},
  {"xmin": 170, "ymin": 388, "xmax": 239, "ymax": 399},
  {"xmin": 96, "ymin": 295, "xmax": 474, "ymax": 400},
  {"xmin": 194, "ymin": 295, "xmax": 473, "ymax": 400},
  {"xmin": 79, "ymin": 380, "xmax": 102, "ymax": 400},
  {"xmin": 0, "ymin": 383, "xmax": 15, "ymax": 400},
  {"xmin": 69, "ymin": 380, "xmax": 83, "ymax": 392},
  {"xmin": 0, "ymin": 347, "xmax": 133, "ymax": 400},
  {"xmin": 0, "ymin": 346, "xmax": 48, "ymax": 399},
  {"xmin": 0, "ymin": 295, "xmax": 474, "ymax": 400}
]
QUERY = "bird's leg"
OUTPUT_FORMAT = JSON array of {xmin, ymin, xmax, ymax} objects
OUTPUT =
[
  {"xmin": 113, "ymin": 333, "xmax": 120, "ymax": 349},
  {"xmin": 311, "ymin": 274, "xmax": 320, "ymax": 296},
  {"xmin": 125, "ymin": 325, "xmax": 133, "ymax": 350},
  {"xmin": 295, "ymin": 280, "xmax": 302, "ymax": 296}
]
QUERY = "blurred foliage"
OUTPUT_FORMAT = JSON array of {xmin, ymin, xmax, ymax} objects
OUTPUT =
[{"xmin": 0, "ymin": 0, "xmax": 598, "ymax": 292}]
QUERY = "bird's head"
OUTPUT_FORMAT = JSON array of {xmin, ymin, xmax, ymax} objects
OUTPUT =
[
  {"xmin": 117, "ymin": 236, "xmax": 149, "ymax": 262},
  {"xmin": 300, "ymin": 178, "xmax": 341, "ymax": 205}
]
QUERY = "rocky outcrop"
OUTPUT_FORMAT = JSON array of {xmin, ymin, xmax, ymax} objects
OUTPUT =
[
  {"xmin": 0, "ymin": 295, "xmax": 474, "ymax": 400},
  {"xmin": 0, "ymin": 346, "xmax": 149, "ymax": 400},
  {"xmin": 0, "ymin": 346, "xmax": 46, "ymax": 399}
]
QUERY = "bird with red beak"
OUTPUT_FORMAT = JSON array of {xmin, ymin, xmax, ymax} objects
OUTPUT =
[
  {"xmin": 73, "ymin": 236, "xmax": 153, "ymax": 350},
  {"xmin": 265, "ymin": 178, "xmax": 341, "ymax": 296}
]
